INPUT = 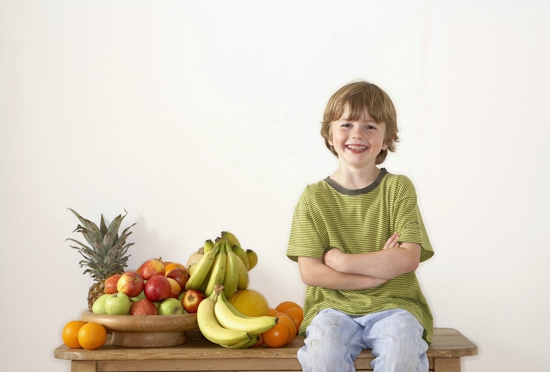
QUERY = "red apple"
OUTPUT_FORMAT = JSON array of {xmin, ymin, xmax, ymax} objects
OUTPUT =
[
  {"xmin": 117, "ymin": 271, "xmax": 144, "ymax": 298},
  {"xmin": 144, "ymin": 275, "xmax": 171, "ymax": 301},
  {"xmin": 181, "ymin": 289, "xmax": 205, "ymax": 313},
  {"xmin": 166, "ymin": 278, "xmax": 182, "ymax": 298},
  {"xmin": 130, "ymin": 298, "xmax": 158, "ymax": 316},
  {"xmin": 104, "ymin": 274, "xmax": 122, "ymax": 294},
  {"xmin": 165, "ymin": 268, "xmax": 190, "ymax": 290},
  {"xmin": 139, "ymin": 259, "xmax": 166, "ymax": 280}
]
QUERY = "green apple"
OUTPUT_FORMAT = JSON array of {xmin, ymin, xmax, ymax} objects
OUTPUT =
[
  {"xmin": 158, "ymin": 298, "xmax": 184, "ymax": 315},
  {"xmin": 105, "ymin": 293, "xmax": 132, "ymax": 315},
  {"xmin": 92, "ymin": 293, "xmax": 110, "ymax": 314},
  {"xmin": 131, "ymin": 290, "xmax": 146, "ymax": 302}
]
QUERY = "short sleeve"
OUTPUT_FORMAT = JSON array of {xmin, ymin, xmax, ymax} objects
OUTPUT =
[
  {"xmin": 391, "ymin": 177, "xmax": 434, "ymax": 262},
  {"xmin": 286, "ymin": 190, "xmax": 325, "ymax": 262}
]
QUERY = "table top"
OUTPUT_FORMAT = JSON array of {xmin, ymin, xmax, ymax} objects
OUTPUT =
[{"xmin": 54, "ymin": 327, "xmax": 478, "ymax": 361}]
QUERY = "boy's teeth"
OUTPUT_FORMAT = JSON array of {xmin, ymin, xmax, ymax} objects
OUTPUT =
[{"xmin": 347, "ymin": 145, "xmax": 366, "ymax": 150}]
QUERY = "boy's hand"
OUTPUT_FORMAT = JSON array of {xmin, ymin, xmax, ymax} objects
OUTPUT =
[
  {"xmin": 321, "ymin": 232, "xmax": 420, "ymax": 281},
  {"xmin": 322, "ymin": 247, "xmax": 345, "ymax": 272},
  {"xmin": 298, "ymin": 256, "xmax": 388, "ymax": 290},
  {"xmin": 324, "ymin": 232, "xmax": 400, "ymax": 270},
  {"xmin": 383, "ymin": 232, "xmax": 400, "ymax": 250}
]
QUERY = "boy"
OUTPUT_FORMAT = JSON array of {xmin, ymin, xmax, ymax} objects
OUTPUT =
[{"xmin": 286, "ymin": 81, "xmax": 434, "ymax": 372}]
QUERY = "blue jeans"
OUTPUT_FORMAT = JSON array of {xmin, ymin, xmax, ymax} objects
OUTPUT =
[{"xmin": 297, "ymin": 308, "xmax": 429, "ymax": 372}]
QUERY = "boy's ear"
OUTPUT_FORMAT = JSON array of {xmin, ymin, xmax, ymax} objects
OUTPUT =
[
  {"xmin": 382, "ymin": 134, "xmax": 394, "ymax": 150},
  {"xmin": 327, "ymin": 128, "xmax": 333, "ymax": 146}
]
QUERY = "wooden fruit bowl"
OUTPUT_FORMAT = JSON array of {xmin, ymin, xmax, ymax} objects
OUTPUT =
[{"xmin": 81, "ymin": 311, "xmax": 199, "ymax": 348}]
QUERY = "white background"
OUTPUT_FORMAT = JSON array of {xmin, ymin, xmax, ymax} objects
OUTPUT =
[{"xmin": 1, "ymin": 1, "xmax": 549, "ymax": 371}]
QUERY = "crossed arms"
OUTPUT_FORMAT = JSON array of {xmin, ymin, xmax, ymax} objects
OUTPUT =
[{"xmin": 297, "ymin": 233, "xmax": 421, "ymax": 290}]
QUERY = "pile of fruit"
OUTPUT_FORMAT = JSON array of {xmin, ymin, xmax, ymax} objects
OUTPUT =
[
  {"xmin": 185, "ymin": 232, "xmax": 254, "ymax": 297},
  {"xmin": 262, "ymin": 301, "xmax": 304, "ymax": 348},
  {"xmin": 62, "ymin": 320, "xmax": 107, "ymax": 350},
  {"xmin": 91, "ymin": 257, "xmax": 194, "ymax": 316},
  {"xmin": 196, "ymin": 284, "xmax": 276, "ymax": 348},
  {"xmin": 183, "ymin": 232, "xmax": 304, "ymax": 349},
  {"xmin": 61, "ymin": 209, "xmax": 303, "ymax": 350}
]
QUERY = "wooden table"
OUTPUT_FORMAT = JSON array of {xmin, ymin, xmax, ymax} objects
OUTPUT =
[{"xmin": 54, "ymin": 327, "xmax": 477, "ymax": 372}]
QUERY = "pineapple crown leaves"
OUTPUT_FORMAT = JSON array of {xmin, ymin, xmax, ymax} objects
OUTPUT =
[{"xmin": 66, "ymin": 208, "xmax": 136, "ymax": 281}]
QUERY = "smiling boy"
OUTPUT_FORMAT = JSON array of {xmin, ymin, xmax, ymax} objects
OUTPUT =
[{"xmin": 286, "ymin": 81, "xmax": 434, "ymax": 372}]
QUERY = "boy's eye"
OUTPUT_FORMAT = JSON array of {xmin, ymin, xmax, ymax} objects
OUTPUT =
[{"xmin": 341, "ymin": 123, "xmax": 352, "ymax": 128}]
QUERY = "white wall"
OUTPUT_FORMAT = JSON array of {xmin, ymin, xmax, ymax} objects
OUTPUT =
[{"xmin": 1, "ymin": 1, "xmax": 549, "ymax": 371}]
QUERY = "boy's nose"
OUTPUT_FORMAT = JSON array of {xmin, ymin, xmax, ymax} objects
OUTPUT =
[{"xmin": 351, "ymin": 128, "xmax": 363, "ymax": 139}]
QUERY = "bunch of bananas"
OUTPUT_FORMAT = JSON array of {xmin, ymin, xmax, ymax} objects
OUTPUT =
[
  {"xmin": 185, "ymin": 231, "xmax": 257, "ymax": 299},
  {"xmin": 197, "ymin": 284, "xmax": 278, "ymax": 348}
]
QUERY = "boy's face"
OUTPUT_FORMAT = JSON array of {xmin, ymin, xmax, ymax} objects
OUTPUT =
[{"xmin": 328, "ymin": 106, "xmax": 388, "ymax": 169}]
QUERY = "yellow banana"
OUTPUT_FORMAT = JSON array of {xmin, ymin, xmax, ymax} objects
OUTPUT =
[
  {"xmin": 236, "ymin": 255, "xmax": 249, "ymax": 290},
  {"xmin": 231, "ymin": 244, "xmax": 250, "ymax": 270},
  {"xmin": 220, "ymin": 334, "xmax": 259, "ymax": 349},
  {"xmin": 221, "ymin": 231, "xmax": 241, "ymax": 248},
  {"xmin": 188, "ymin": 263, "xmax": 197, "ymax": 276},
  {"xmin": 246, "ymin": 249, "xmax": 258, "ymax": 271},
  {"xmin": 204, "ymin": 244, "xmax": 227, "ymax": 297},
  {"xmin": 215, "ymin": 287, "xmax": 278, "ymax": 335},
  {"xmin": 196, "ymin": 291, "xmax": 249, "ymax": 346},
  {"xmin": 223, "ymin": 243, "xmax": 241, "ymax": 298},
  {"xmin": 222, "ymin": 290, "xmax": 252, "ymax": 319},
  {"xmin": 203, "ymin": 239, "xmax": 215, "ymax": 254},
  {"xmin": 185, "ymin": 245, "xmax": 218, "ymax": 290}
]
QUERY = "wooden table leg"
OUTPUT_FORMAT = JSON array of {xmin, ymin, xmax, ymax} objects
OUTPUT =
[
  {"xmin": 433, "ymin": 357, "xmax": 460, "ymax": 372},
  {"xmin": 71, "ymin": 360, "xmax": 97, "ymax": 372}
]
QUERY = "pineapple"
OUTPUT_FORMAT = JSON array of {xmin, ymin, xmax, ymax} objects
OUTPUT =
[{"xmin": 66, "ymin": 208, "xmax": 136, "ymax": 309}]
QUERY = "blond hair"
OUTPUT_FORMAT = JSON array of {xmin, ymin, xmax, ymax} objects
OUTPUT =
[{"xmin": 321, "ymin": 81, "xmax": 399, "ymax": 164}]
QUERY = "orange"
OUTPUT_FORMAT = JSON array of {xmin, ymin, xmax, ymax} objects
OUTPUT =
[
  {"xmin": 62, "ymin": 320, "xmax": 87, "ymax": 349},
  {"xmin": 285, "ymin": 307, "xmax": 304, "ymax": 334},
  {"xmin": 275, "ymin": 301, "xmax": 302, "ymax": 314},
  {"xmin": 277, "ymin": 313, "xmax": 297, "ymax": 344},
  {"xmin": 78, "ymin": 322, "xmax": 107, "ymax": 350},
  {"xmin": 268, "ymin": 308, "xmax": 281, "ymax": 316},
  {"xmin": 164, "ymin": 262, "xmax": 185, "ymax": 275},
  {"xmin": 262, "ymin": 317, "xmax": 291, "ymax": 348}
]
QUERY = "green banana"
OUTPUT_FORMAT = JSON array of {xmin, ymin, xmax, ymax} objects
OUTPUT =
[
  {"xmin": 246, "ymin": 249, "xmax": 258, "ymax": 271},
  {"xmin": 203, "ymin": 239, "xmax": 215, "ymax": 254},
  {"xmin": 196, "ymin": 291, "xmax": 249, "ymax": 346},
  {"xmin": 185, "ymin": 245, "xmax": 219, "ymax": 290},
  {"xmin": 236, "ymin": 255, "xmax": 249, "ymax": 290},
  {"xmin": 204, "ymin": 243, "xmax": 227, "ymax": 297},
  {"xmin": 223, "ymin": 243, "xmax": 241, "ymax": 298},
  {"xmin": 187, "ymin": 263, "xmax": 197, "ymax": 276},
  {"xmin": 215, "ymin": 288, "xmax": 278, "ymax": 335},
  {"xmin": 199, "ymin": 269, "xmax": 212, "ymax": 293},
  {"xmin": 212, "ymin": 237, "xmax": 225, "ymax": 251},
  {"xmin": 231, "ymin": 244, "xmax": 250, "ymax": 270},
  {"xmin": 221, "ymin": 231, "xmax": 241, "ymax": 248}
]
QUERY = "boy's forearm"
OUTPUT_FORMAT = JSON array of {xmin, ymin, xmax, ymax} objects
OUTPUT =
[
  {"xmin": 324, "ymin": 243, "xmax": 421, "ymax": 280},
  {"xmin": 298, "ymin": 256, "xmax": 387, "ymax": 290}
]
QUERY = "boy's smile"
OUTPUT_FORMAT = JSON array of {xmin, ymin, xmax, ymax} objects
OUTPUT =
[
  {"xmin": 329, "ymin": 106, "xmax": 388, "ymax": 170},
  {"xmin": 346, "ymin": 144, "xmax": 368, "ymax": 152}
]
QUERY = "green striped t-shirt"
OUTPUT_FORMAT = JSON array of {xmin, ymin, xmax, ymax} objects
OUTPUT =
[{"xmin": 286, "ymin": 169, "xmax": 434, "ymax": 344}]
